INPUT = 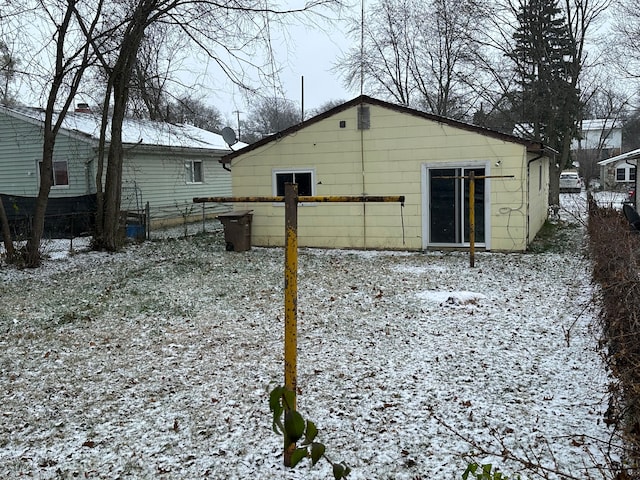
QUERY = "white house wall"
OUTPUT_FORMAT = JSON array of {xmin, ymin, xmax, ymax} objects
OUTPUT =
[
  {"xmin": 527, "ymin": 154, "xmax": 549, "ymax": 243},
  {"xmin": 571, "ymin": 120, "xmax": 622, "ymax": 151}
]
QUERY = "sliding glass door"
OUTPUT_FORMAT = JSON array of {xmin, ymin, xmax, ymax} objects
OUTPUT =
[{"xmin": 428, "ymin": 167, "xmax": 485, "ymax": 245}]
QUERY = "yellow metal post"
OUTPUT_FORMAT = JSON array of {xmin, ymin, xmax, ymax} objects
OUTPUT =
[
  {"xmin": 193, "ymin": 191, "xmax": 405, "ymax": 466},
  {"xmin": 469, "ymin": 172, "xmax": 475, "ymax": 268},
  {"xmin": 431, "ymin": 174, "xmax": 514, "ymax": 267},
  {"xmin": 283, "ymin": 183, "xmax": 298, "ymax": 466}
]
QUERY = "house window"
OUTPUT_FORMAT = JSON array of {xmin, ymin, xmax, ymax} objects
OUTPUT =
[
  {"xmin": 39, "ymin": 160, "xmax": 69, "ymax": 187},
  {"xmin": 185, "ymin": 160, "xmax": 203, "ymax": 183},
  {"xmin": 274, "ymin": 170, "xmax": 314, "ymax": 196},
  {"xmin": 616, "ymin": 165, "xmax": 636, "ymax": 182}
]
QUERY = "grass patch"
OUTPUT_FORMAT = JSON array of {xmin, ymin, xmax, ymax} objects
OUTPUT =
[{"xmin": 528, "ymin": 219, "xmax": 582, "ymax": 254}]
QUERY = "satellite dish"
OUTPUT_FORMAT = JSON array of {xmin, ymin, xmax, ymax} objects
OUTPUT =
[{"xmin": 221, "ymin": 126, "xmax": 238, "ymax": 147}]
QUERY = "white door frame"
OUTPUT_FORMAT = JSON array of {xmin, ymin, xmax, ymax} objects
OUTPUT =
[{"xmin": 421, "ymin": 161, "xmax": 492, "ymax": 250}]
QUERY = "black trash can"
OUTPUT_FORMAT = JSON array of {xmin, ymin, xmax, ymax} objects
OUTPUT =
[{"xmin": 218, "ymin": 210, "xmax": 253, "ymax": 252}]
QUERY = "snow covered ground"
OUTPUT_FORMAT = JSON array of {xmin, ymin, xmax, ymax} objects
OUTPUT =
[{"xmin": 0, "ymin": 193, "xmax": 619, "ymax": 479}]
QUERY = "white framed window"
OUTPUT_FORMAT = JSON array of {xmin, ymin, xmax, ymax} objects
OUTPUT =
[
  {"xmin": 615, "ymin": 164, "xmax": 636, "ymax": 183},
  {"xmin": 39, "ymin": 160, "xmax": 69, "ymax": 188},
  {"xmin": 273, "ymin": 169, "xmax": 314, "ymax": 197},
  {"xmin": 185, "ymin": 160, "xmax": 203, "ymax": 184}
]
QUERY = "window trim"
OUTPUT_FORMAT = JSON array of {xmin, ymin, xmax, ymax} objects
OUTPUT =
[
  {"xmin": 185, "ymin": 159, "xmax": 204, "ymax": 184},
  {"xmin": 615, "ymin": 164, "xmax": 636, "ymax": 183},
  {"xmin": 272, "ymin": 168, "xmax": 316, "ymax": 205},
  {"xmin": 39, "ymin": 159, "xmax": 70, "ymax": 189}
]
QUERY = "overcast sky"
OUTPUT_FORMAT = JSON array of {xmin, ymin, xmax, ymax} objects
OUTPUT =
[
  {"xmin": 205, "ymin": 9, "xmax": 358, "ymax": 128},
  {"xmin": 16, "ymin": 3, "xmax": 358, "ymax": 129}
]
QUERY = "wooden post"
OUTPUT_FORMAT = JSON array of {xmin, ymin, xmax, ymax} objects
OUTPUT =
[
  {"xmin": 202, "ymin": 202, "xmax": 206, "ymax": 233},
  {"xmin": 69, "ymin": 214, "xmax": 74, "ymax": 252},
  {"xmin": 145, "ymin": 202, "xmax": 151, "ymax": 240},
  {"xmin": 283, "ymin": 183, "xmax": 298, "ymax": 466},
  {"xmin": 469, "ymin": 172, "xmax": 475, "ymax": 268}
]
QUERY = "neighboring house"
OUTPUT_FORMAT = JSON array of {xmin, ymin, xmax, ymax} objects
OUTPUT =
[
  {"xmin": 221, "ymin": 96, "xmax": 553, "ymax": 252},
  {"xmin": 597, "ymin": 149, "xmax": 639, "ymax": 190},
  {"xmin": 572, "ymin": 119, "xmax": 622, "ymax": 155},
  {"xmin": 572, "ymin": 119, "xmax": 623, "ymax": 184},
  {"xmin": 0, "ymin": 105, "xmax": 237, "ymax": 234}
]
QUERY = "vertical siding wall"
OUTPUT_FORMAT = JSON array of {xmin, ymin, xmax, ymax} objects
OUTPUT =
[
  {"xmin": 231, "ymin": 103, "xmax": 541, "ymax": 251},
  {"xmin": 0, "ymin": 110, "xmax": 95, "ymax": 197}
]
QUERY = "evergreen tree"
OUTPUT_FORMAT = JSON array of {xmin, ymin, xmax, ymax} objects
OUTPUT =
[{"xmin": 509, "ymin": 0, "xmax": 580, "ymax": 160}]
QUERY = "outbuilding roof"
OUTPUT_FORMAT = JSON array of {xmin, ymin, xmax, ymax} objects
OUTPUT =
[
  {"xmin": 598, "ymin": 148, "xmax": 640, "ymax": 166},
  {"xmin": 221, "ymin": 95, "xmax": 552, "ymax": 164}
]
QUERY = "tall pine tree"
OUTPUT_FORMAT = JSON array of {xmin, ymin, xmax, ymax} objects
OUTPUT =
[{"xmin": 509, "ymin": 0, "xmax": 580, "ymax": 162}]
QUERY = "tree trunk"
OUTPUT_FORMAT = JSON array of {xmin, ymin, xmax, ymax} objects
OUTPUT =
[
  {"xmin": 549, "ymin": 126, "xmax": 576, "ymax": 206},
  {"xmin": 549, "ymin": 160, "xmax": 561, "ymax": 207},
  {"xmin": 19, "ymin": 0, "xmax": 94, "ymax": 267},
  {"xmin": 24, "ymin": 130, "xmax": 56, "ymax": 267},
  {"xmin": 94, "ymin": 6, "xmax": 151, "ymax": 251},
  {"xmin": 0, "ymin": 195, "xmax": 15, "ymax": 261},
  {"xmin": 100, "ymin": 98, "xmax": 126, "ymax": 250}
]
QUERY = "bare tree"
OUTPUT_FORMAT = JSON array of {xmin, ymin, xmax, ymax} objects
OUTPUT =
[
  {"xmin": 166, "ymin": 96, "xmax": 224, "ymax": 132},
  {"xmin": 241, "ymin": 95, "xmax": 302, "ymax": 143},
  {"xmin": 409, "ymin": 0, "xmax": 486, "ymax": 118},
  {"xmin": 337, "ymin": 0, "xmax": 485, "ymax": 118},
  {"xmin": 472, "ymin": 0, "xmax": 609, "ymax": 205},
  {"xmin": 307, "ymin": 98, "xmax": 347, "ymax": 116},
  {"xmin": 129, "ymin": 23, "xmax": 190, "ymax": 120},
  {"xmin": 613, "ymin": 0, "xmax": 640, "ymax": 79},
  {"xmin": 340, "ymin": 0, "xmax": 413, "ymax": 106},
  {"xmin": 84, "ymin": 0, "xmax": 341, "ymax": 251},
  {"xmin": 15, "ymin": 0, "xmax": 103, "ymax": 267},
  {"xmin": 1, "ymin": 0, "xmax": 344, "ymax": 256},
  {"xmin": 0, "ymin": 40, "xmax": 18, "ymax": 105},
  {"xmin": 575, "ymin": 84, "xmax": 629, "ymax": 184}
]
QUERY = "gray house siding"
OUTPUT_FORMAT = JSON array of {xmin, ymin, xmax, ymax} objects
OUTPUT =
[
  {"xmin": 0, "ymin": 109, "xmax": 95, "ymax": 198},
  {"xmin": 0, "ymin": 106, "xmax": 235, "ymax": 233},
  {"xmin": 120, "ymin": 149, "xmax": 231, "ymax": 215}
]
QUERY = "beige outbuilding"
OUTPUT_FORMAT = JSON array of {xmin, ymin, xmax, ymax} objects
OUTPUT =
[{"xmin": 221, "ymin": 96, "xmax": 552, "ymax": 252}]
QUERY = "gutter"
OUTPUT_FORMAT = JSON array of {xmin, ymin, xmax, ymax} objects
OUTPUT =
[{"xmin": 526, "ymin": 153, "xmax": 547, "ymax": 248}]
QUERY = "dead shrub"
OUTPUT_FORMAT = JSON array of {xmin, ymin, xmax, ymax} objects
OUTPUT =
[{"xmin": 588, "ymin": 193, "xmax": 640, "ymax": 476}]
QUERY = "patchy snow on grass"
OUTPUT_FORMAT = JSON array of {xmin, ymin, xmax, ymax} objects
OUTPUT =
[
  {"xmin": 416, "ymin": 290, "xmax": 486, "ymax": 305},
  {"xmin": 0, "ymin": 195, "xmax": 616, "ymax": 479}
]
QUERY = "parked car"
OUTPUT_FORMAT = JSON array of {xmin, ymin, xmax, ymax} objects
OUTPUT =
[{"xmin": 559, "ymin": 171, "xmax": 581, "ymax": 193}]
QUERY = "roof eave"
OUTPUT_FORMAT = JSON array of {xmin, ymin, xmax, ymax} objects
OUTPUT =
[
  {"xmin": 123, "ymin": 143, "xmax": 230, "ymax": 156},
  {"xmin": 598, "ymin": 149, "xmax": 640, "ymax": 166},
  {"xmin": 220, "ymin": 95, "xmax": 554, "ymax": 163}
]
